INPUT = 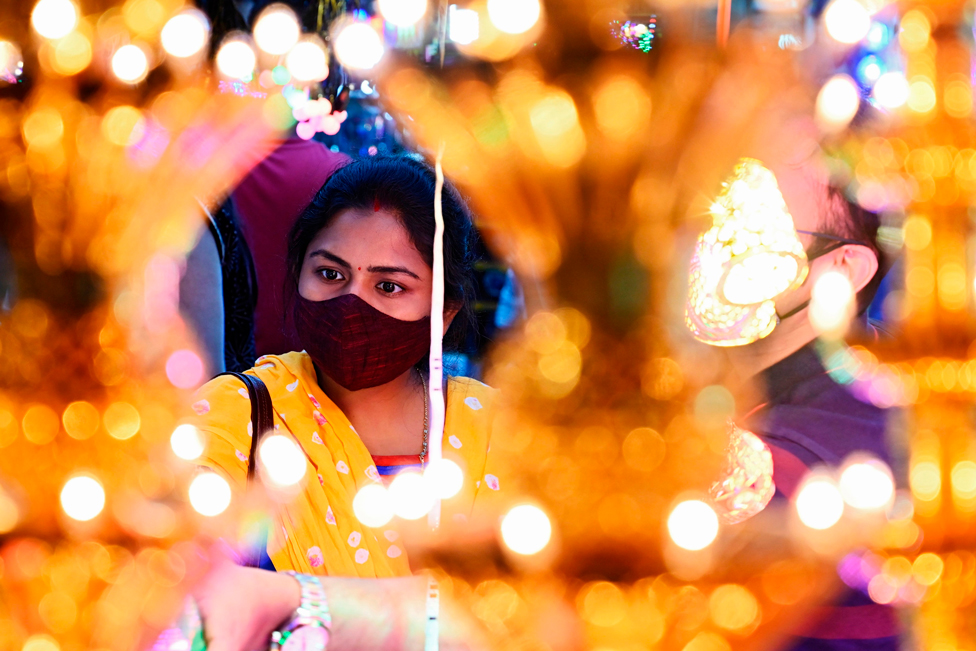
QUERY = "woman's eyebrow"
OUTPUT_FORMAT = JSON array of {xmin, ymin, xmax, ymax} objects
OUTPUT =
[
  {"xmin": 368, "ymin": 265, "xmax": 421, "ymax": 280},
  {"xmin": 308, "ymin": 249, "xmax": 351, "ymax": 269}
]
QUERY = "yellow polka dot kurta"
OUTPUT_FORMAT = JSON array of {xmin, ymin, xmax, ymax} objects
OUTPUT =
[{"xmin": 190, "ymin": 351, "xmax": 501, "ymax": 577}]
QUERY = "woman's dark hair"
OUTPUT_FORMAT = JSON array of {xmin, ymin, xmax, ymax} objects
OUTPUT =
[{"xmin": 286, "ymin": 155, "xmax": 477, "ymax": 352}]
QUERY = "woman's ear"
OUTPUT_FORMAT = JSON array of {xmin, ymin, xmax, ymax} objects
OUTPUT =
[{"xmin": 840, "ymin": 244, "xmax": 879, "ymax": 294}]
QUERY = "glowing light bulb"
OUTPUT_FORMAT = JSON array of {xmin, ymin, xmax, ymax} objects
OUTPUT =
[
  {"xmin": 285, "ymin": 38, "xmax": 329, "ymax": 82},
  {"xmin": 333, "ymin": 22, "xmax": 384, "ymax": 70},
  {"xmin": 170, "ymin": 424, "xmax": 204, "ymax": 461},
  {"xmin": 31, "ymin": 0, "xmax": 78, "ymax": 40},
  {"xmin": 815, "ymin": 75, "xmax": 860, "ymax": 132},
  {"xmin": 60, "ymin": 475, "xmax": 105, "ymax": 522},
  {"xmin": 423, "ymin": 458, "xmax": 464, "ymax": 499},
  {"xmin": 388, "ymin": 472, "xmax": 434, "ymax": 520},
  {"xmin": 839, "ymin": 459, "xmax": 894, "ymax": 510},
  {"xmin": 809, "ymin": 270, "xmax": 854, "ymax": 336},
  {"xmin": 353, "ymin": 484, "xmax": 394, "ymax": 527},
  {"xmin": 795, "ymin": 477, "xmax": 844, "ymax": 529},
  {"xmin": 824, "ymin": 0, "xmax": 871, "ymax": 45},
  {"xmin": 111, "ymin": 44, "xmax": 150, "ymax": 84},
  {"xmin": 161, "ymin": 10, "xmax": 210, "ymax": 58},
  {"xmin": 0, "ymin": 489, "xmax": 18, "ymax": 533},
  {"xmin": 378, "ymin": 0, "xmax": 428, "ymax": 27},
  {"xmin": 448, "ymin": 5, "xmax": 479, "ymax": 44},
  {"xmin": 216, "ymin": 38, "xmax": 256, "ymax": 80},
  {"xmin": 873, "ymin": 72, "xmax": 909, "ymax": 109},
  {"xmin": 500, "ymin": 504, "xmax": 552, "ymax": 555},
  {"xmin": 189, "ymin": 472, "xmax": 232, "ymax": 516},
  {"xmin": 487, "ymin": 0, "xmax": 541, "ymax": 34},
  {"xmin": 667, "ymin": 500, "xmax": 720, "ymax": 551},
  {"xmin": 253, "ymin": 4, "xmax": 301, "ymax": 55},
  {"xmin": 258, "ymin": 434, "xmax": 307, "ymax": 487}
]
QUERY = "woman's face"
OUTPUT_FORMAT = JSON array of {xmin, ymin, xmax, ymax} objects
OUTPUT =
[{"xmin": 298, "ymin": 208, "xmax": 434, "ymax": 322}]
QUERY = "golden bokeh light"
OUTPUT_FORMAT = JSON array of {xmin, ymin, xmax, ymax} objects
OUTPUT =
[
  {"xmin": 593, "ymin": 74, "xmax": 651, "ymax": 141},
  {"xmin": 709, "ymin": 584, "xmax": 760, "ymax": 631},
  {"xmin": 103, "ymin": 402, "xmax": 141, "ymax": 440},
  {"xmin": 101, "ymin": 105, "xmax": 146, "ymax": 147},
  {"xmin": 62, "ymin": 401, "xmax": 99, "ymax": 440},
  {"xmin": 22, "ymin": 404, "xmax": 59, "ymax": 445},
  {"xmin": 51, "ymin": 31, "xmax": 92, "ymax": 76},
  {"xmin": 31, "ymin": 0, "xmax": 78, "ymax": 40},
  {"xmin": 60, "ymin": 475, "xmax": 106, "ymax": 522},
  {"xmin": 500, "ymin": 504, "xmax": 552, "ymax": 555}
]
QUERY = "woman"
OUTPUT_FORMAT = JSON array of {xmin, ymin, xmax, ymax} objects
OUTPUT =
[{"xmin": 188, "ymin": 157, "xmax": 502, "ymax": 650}]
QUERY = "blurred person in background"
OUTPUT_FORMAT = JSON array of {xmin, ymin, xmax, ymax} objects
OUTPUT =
[
  {"xmin": 187, "ymin": 157, "xmax": 507, "ymax": 651},
  {"xmin": 687, "ymin": 125, "xmax": 898, "ymax": 649}
]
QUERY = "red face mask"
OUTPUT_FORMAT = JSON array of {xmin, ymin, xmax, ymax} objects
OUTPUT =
[{"xmin": 294, "ymin": 293, "xmax": 431, "ymax": 391}]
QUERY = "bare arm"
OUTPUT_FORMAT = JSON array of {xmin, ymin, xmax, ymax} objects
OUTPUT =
[
  {"xmin": 195, "ymin": 561, "xmax": 484, "ymax": 651},
  {"xmin": 180, "ymin": 224, "xmax": 225, "ymax": 378}
]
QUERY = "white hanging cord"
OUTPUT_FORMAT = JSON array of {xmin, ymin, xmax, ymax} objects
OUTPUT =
[{"xmin": 427, "ymin": 143, "xmax": 447, "ymax": 529}]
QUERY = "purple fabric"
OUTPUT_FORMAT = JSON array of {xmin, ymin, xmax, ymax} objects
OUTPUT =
[
  {"xmin": 294, "ymin": 293, "xmax": 431, "ymax": 391},
  {"xmin": 744, "ymin": 344, "xmax": 902, "ymax": 651},
  {"xmin": 232, "ymin": 138, "xmax": 349, "ymax": 357}
]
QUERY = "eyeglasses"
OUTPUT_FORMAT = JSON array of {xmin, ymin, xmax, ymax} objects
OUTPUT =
[{"xmin": 796, "ymin": 230, "xmax": 868, "ymax": 261}]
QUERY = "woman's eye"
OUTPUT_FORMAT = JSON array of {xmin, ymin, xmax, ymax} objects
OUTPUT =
[
  {"xmin": 321, "ymin": 269, "xmax": 344, "ymax": 281},
  {"xmin": 378, "ymin": 281, "xmax": 403, "ymax": 294}
]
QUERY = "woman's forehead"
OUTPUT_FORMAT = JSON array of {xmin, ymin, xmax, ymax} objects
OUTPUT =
[{"xmin": 309, "ymin": 209, "xmax": 428, "ymax": 266}]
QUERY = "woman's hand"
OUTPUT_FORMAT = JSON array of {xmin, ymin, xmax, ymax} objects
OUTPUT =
[{"xmin": 192, "ymin": 554, "xmax": 300, "ymax": 651}]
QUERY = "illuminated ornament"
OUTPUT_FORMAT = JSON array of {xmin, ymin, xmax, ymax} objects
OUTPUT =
[
  {"xmin": 293, "ymin": 97, "xmax": 347, "ymax": 140},
  {"xmin": 500, "ymin": 504, "xmax": 552, "ymax": 555},
  {"xmin": 823, "ymin": 0, "xmax": 871, "ymax": 45},
  {"xmin": 253, "ymin": 4, "xmax": 301, "ymax": 55},
  {"xmin": 487, "ymin": 0, "xmax": 541, "ymax": 34},
  {"xmin": 378, "ymin": 0, "xmax": 428, "ymax": 28},
  {"xmin": 161, "ymin": 10, "xmax": 211, "ymax": 58},
  {"xmin": 611, "ymin": 18, "xmax": 657, "ymax": 53},
  {"xmin": 684, "ymin": 158, "xmax": 809, "ymax": 347},
  {"xmin": 31, "ymin": 0, "xmax": 78, "ymax": 40},
  {"xmin": 0, "ymin": 41, "xmax": 24, "ymax": 83},
  {"xmin": 448, "ymin": 5, "xmax": 479, "ymax": 45},
  {"xmin": 667, "ymin": 499, "xmax": 719, "ymax": 550},
  {"xmin": 189, "ymin": 472, "xmax": 232, "ymax": 516},
  {"xmin": 795, "ymin": 475, "xmax": 844, "ymax": 529},
  {"xmin": 285, "ymin": 38, "xmax": 329, "ymax": 83},
  {"xmin": 709, "ymin": 422, "xmax": 776, "ymax": 524},
  {"xmin": 216, "ymin": 37, "xmax": 257, "ymax": 80},
  {"xmin": 60, "ymin": 475, "xmax": 106, "ymax": 521},
  {"xmin": 352, "ymin": 484, "xmax": 394, "ymax": 527},
  {"xmin": 333, "ymin": 21, "xmax": 384, "ymax": 70},
  {"xmin": 111, "ymin": 44, "xmax": 150, "ymax": 84},
  {"xmin": 258, "ymin": 434, "xmax": 307, "ymax": 487}
]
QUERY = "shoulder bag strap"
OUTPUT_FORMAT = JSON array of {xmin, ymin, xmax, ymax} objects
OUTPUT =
[{"xmin": 214, "ymin": 371, "xmax": 274, "ymax": 482}]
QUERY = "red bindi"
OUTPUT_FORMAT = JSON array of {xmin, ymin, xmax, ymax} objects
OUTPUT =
[
  {"xmin": 374, "ymin": 198, "xmax": 381, "ymax": 212},
  {"xmin": 358, "ymin": 267, "xmax": 362, "ymax": 271}
]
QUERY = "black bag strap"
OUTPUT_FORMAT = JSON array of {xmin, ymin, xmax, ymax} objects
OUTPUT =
[{"xmin": 215, "ymin": 371, "xmax": 273, "ymax": 481}]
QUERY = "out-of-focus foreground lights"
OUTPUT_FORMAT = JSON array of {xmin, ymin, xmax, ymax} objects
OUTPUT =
[
  {"xmin": 911, "ymin": 460, "xmax": 941, "ymax": 501},
  {"xmin": 253, "ymin": 4, "xmax": 301, "ymax": 55},
  {"xmin": 216, "ymin": 38, "xmax": 257, "ymax": 80},
  {"xmin": 388, "ymin": 472, "xmax": 434, "ymax": 520},
  {"xmin": 873, "ymin": 72, "xmax": 909, "ymax": 109},
  {"xmin": 423, "ymin": 458, "xmax": 464, "ymax": 499},
  {"xmin": 31, "ymin": 0, "xmax": 78, "ymax": 40},
  {"xmin": 667, "ymin": 500, "xmax": 719, "ymax": 551},
  {"xmin": 189, "ymin": 472, "xmax": 232, "ymax": 516},
  {"xmin": 333, "ymin": 22, "xmax": 384, "ymax": 70},
  {"xmin": 952, "ymin": 460, "xmax": 976, "ymax": 500},
  {"xmin": 378, "ymin": 0, "xmax": 427, "ymax": 27},
  {"xmin": 51, "ymin": 31, "xmax": 92, "ymax": 76},
  {"xmin": 161, "ymin": 9, "xmax": 211, "ymax": 58},
  {"xmin": 353, "ymin": 483, "xmax": 394, "ymax": 527},
  {"xmin": 111, "ymin": 44, "xmax": 150, "ymax": 84},
  {"xmin": 500, "ymin": 504, "xmax": 552, "ymax": 555},
  {"xmin": 912, "ymin": 552, "xmax": 944, "ymax": 586},
  {"xmin": 795, "ymin": 477, "xmax": 844, "ymax": 529},
  {"xmin": 0, "ymin": 41, "xmax": 23, "ymax": 82},
  {"xmin": 60, "ymin": 475, "xmax": 106, "ymax": 522},
  {"xmin": 101, "ymin": 105, "xmax": 146, "ymax": 147},
  {"xmin": 23, "ymin": 634, "xmax": 59, "ymax": 651},
  {"xmin": 258, "ymin": 434, "xmax": 307, "ymax": 487},
  {"xmin": 487, "ymin": 0, "xmax": 541, "ymax": 34},
  {"xmin": 0, "ymin": 488, "xmax": 19, "ymax": 533},
  {"xmin": 816, "ymin": 75, "xmax": 860, "ymax": 132},
  {"xmin": 907, "ymin": 77, "xmax": 936, "ymax": 114},
  {"xmin": 839, "ymin": 459, "xmax": 894, "ymax": 509},
  {"xmin": 286, "ymin": 39, "xmax": 329, "ymax": 82},
  {"xmin": 171, "ymin": 423, "xmax": 204, "ymax": 461},
  {"xmin": 823, "ymin": 0, "xmax": 871, "ymax": 45},
  {"xmin": 448, "ymin": 5, "xmax": 479, "ymax": 44},
  {"xmin": 809, "ymin": 270, "xmax": 854, "ymax": 336}
]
